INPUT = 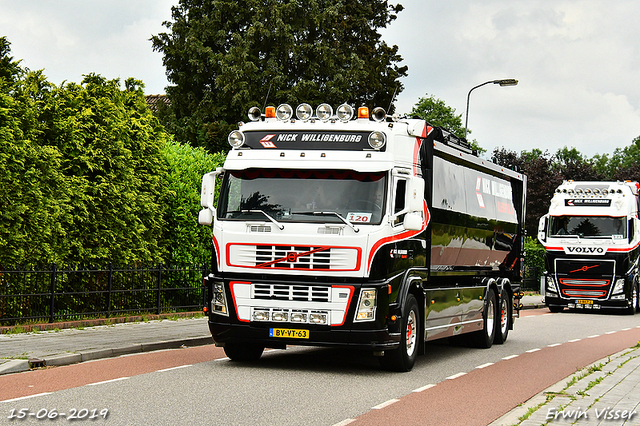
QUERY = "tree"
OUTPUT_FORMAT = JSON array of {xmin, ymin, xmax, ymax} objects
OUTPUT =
[
  {"xmin": 151, "ymin": 0, "xmax": 407, "ymax": 152},
  {"xmin": 161, "ymin": 139, "xmax": 226, "ymax": 265},
  {"xmin": 1, "ymin": 38, "xmax": 171, "ymax": 266},
  {"xmin": 554, "ymin": 147, "xmax": 604, "ymax": 182},
  {"xmin": 411, "ymin": 94, "xmax": 485, "ymax": 155},
  {"xmin": 410, "ymin": 94, "xmax": 465, "ymax": 137}
]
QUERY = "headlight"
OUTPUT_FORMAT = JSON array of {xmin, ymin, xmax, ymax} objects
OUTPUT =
[
  {"xmin": 546, "ymin": 275, "xmax": 558, "ymax": 294},
  {"xmin": 336, "ymin": 104, "xmax": 354, "ymax": 122},
  {"xmin": 368, "ymin": 131, "xmax": 386, "ymax": 149},
  {"xmin": 612, "ymin": 278, "xmax": 625, "ymax": 295},
  {"xmin": 228, "ymin": 130, "xmax": 245, "ymax": 148},
  {"xmin": 355, "ymin": 289, "xmax": 377, "ymax": 322},
  {"xmin": 296, "ymin": 103, "xmax": 313, "ymax": 121},
  {"xmin": 212, "ymin": 282, "xmax": 229, "ymax": 315},
  {"xmin": 316, "ymin": 103, "xmax": 333, "ymax": 121},
  {"xmin": 276, "ymin": 104, "xmax": 293, "ymax": 121}
]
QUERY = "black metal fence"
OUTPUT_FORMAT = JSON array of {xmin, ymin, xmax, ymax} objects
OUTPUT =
[{"xmin": 0, "ymin": 263, "xmax": 208, "ymax": 325}]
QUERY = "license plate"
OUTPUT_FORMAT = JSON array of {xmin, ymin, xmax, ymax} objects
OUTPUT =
[
  {"xmin": 575, "ymin": 299, "xmax": 594, "ymax": 305},
  {"xmin": 269, "ymin": 328, "xmax": 309, "ymax": 339}
]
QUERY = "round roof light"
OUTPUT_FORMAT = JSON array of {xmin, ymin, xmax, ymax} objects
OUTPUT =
[
  {"xmin": 296, "ymin": 103, "xmax": 313, "ymax": 121},
  {"xmin": 368, "ymin": 131, "xmax": 386, "ymax": 149},
  {"xmin": 316, "ymin": 103, "xmax": 333, "ymax": 121},
  {"xmin": 248, "ymin": 106, "xmax": 261, "ymax": 122},
  {"xmin": 336, "ymin": 104, "xmax": 354, "ymax": 122},
  {"xmin": 228, "ymin": 130, "xmax": 245, "ymax": 148},
  {"xmin": 276, "ymin": 104, "xmax": 293, "ymax": 121}
]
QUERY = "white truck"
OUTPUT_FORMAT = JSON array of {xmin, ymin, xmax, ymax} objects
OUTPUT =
[
  {"xmin": 198, "ymin": 102, "xmax": 526, "ymax": 371},
  {"xmin": 538, "ymin": 180, "xmax": 640, "ymax": 314}
]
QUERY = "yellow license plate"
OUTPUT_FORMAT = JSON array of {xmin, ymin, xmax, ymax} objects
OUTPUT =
[
  {"xmin": 269, "ymin": 328, "xmax": 309, "ymax": 339},
  {"xmin": 575, "ymin": 299, "xmax": 594, "ymax": 305}
]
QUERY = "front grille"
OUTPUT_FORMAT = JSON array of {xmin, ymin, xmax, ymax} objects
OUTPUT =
[
  {"xmin": 253, "ymin": 284, "xmax": 330, "ymax": 302},
  {"xmin": 555, "ymin": 258, "xmax": 615, "ymax": 299},
  {"xmin": 227, "ymin": 244, "xmax": 360, "ymax": 271}
]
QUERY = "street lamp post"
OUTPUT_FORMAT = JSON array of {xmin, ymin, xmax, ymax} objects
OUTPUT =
[{"xmin": 464, "ymin": 79, "xmax": 518, "ymax": 140}]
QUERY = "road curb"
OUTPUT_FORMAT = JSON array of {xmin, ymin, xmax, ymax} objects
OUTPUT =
[{"xmin": 0, "ymin": 335, "xmax": 213, "ymax": 376}]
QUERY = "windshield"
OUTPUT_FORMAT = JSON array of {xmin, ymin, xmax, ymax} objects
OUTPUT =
[
  {"xmin": 549, "ymin": 215, "xmax": 627, "ymax": 239},
  {"xmin": 217, "ymin": 169, "xmax": 387, "ymax": 225}
]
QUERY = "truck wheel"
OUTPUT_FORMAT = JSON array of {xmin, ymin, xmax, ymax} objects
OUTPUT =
[
  {"xmin": 494, "ymin": 291, "xmax": 511, "ymax": 344},
  {"xmin": 626, "ymin": 282, "xmax": 638, "ymax": 315},
  {"xmin": 223, "ymin": 341, "xmax": 264, "ymax": 362},
  {"xmin": 379, "ymin": 294, "xmax": 419, "ymax": 372},
  {"xmin": 470, "ymin": 288, "xmax": 497, "ymax": 348},
  {"xmin": 548, "ymin": 306, "xmax": 564, "ymax": 313}
]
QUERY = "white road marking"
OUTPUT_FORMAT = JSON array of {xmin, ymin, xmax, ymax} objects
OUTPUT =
[
  {"xmin": 475, "ymin": 362, "xmax": 494, "ymax": 369},
  {"xmin": 0, "ymin": 392, "xmax": 52, "ymax": 403},
  {"xmin": 413, "ymin": 384, "xmax": 436, "ymax": 392},
  {"xmin": 372, "ymin": 399, "xmax": 400, "ymax": 410},
  {"xmin": 86, "ymin": 377, "xmax": 130, "ymax": 386},
  {"xmin": 446, "ymin": 372, "xmax": 467, "ymax": 380},
  {"xmin": 158, "ymin": 364, "xmax": 192, "ymax": 372}
]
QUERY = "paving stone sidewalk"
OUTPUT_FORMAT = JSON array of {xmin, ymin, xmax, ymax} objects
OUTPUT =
[{"xmin": 490, "ymin": 346, "xmax": 640, "ymax": 426}]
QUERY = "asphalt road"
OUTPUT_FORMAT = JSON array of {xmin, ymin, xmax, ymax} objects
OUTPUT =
[{"xmin": 2, "ymin": 309, "xmax": 640, "ymax": 425}]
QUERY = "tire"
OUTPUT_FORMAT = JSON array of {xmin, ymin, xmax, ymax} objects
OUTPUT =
[
  {"xmin": 494, "ymin": 290, "xmax": 511, "ymax": 344},
  {"xmin": 625, "ymin": 281, "xmax": 638, "ymax": 315},
  {"xmin": 379, "ymin": 294, "xmax": 420, "ymax": 372},
  {"xmin": 223, "ymin": 341, "xmax": 264, "ymax": 362},
  {"xmin": 548, "ymin": 305, "xmax": 564, "ymax": 313},
  {"xmin": 469, "ymin": 288, "xmax": 497, "ymax": 348}
]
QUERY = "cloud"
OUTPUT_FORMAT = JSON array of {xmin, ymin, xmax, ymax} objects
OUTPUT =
[{"xmin": 384, "ymin": 0, "xmax": 640, "ymax": 158}]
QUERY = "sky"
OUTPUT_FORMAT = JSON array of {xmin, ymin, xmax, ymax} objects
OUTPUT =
[{"xmin": 2, "ymin": 0, "xmax": 639, "ymax": 158}]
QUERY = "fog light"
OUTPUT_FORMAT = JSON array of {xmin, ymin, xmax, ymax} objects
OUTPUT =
[
  {"xmin": 309, "ymin": 312, "xmax": 328, "ymax": 324},
  {"xmin": 290, "ymin": 312, "xmax": 307, "ymax": 323},
  {"xmin": 272, "ymin": 310, "xmax": 289, "ymax": 322},
  {"xmin": 252, "ymin": 309, "xmax": 270, "ymax": 321}
]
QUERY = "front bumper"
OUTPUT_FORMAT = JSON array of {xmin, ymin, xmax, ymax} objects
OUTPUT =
[
  {"xmin": 208, "ymin": 318, "xmax": 401, "ymax": 351},
  {"xmin": 545, "ymin": 294, "xmax": 631, "ymax": 311}
]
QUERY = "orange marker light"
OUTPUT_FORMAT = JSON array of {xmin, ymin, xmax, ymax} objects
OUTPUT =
[
  {"xmin": 265, "ymin": 106, "xmax": 276, "ymax": 118},
  {"xmin": 358, "ymin": 106, "xmax": 369, "ymax": 119}
]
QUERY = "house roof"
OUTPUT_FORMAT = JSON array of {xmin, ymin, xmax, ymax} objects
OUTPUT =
[{"xmin": 145, "ymin": 94, "xmax": 170, "ymax": 112}]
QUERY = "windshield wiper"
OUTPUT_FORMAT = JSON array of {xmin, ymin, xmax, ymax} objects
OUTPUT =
[
  {"xmin": 241, "ymin": 210, "xmax": 284, "ymax": 230},
  {"xmin": 292, "ymin": 211, "xmax": 359, "ymax": 233}
]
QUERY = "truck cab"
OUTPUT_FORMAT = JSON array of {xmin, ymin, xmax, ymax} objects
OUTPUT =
[{"xmin": 538, "ymin": 180, "xmax": 640, "ymax": 313}]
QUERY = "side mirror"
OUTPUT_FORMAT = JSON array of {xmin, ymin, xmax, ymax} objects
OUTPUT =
[
  {"xmin": 199, "ymin": 168, "xmax": 224, "ymax": 226},
  {"xmin": 537, "ymin": 216, "xmax": 547, "ymax": 243},
  {"xmin": 198, "ymin": 209, "xmax": 213, "ymax": 226},
  {"xmin": 403, "ymin": 212, "xmax": 423, "ymax": 231}
]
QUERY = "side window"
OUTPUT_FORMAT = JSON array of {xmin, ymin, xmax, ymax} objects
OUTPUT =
[{"xmin": 393, "ymin": 179, "xmax": 407, "ymax": 226}]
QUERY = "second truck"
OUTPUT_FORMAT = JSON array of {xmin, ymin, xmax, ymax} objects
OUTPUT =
[{"xmin": 538, "ymin": 180, "xmax": 640, "ymax": 314}]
